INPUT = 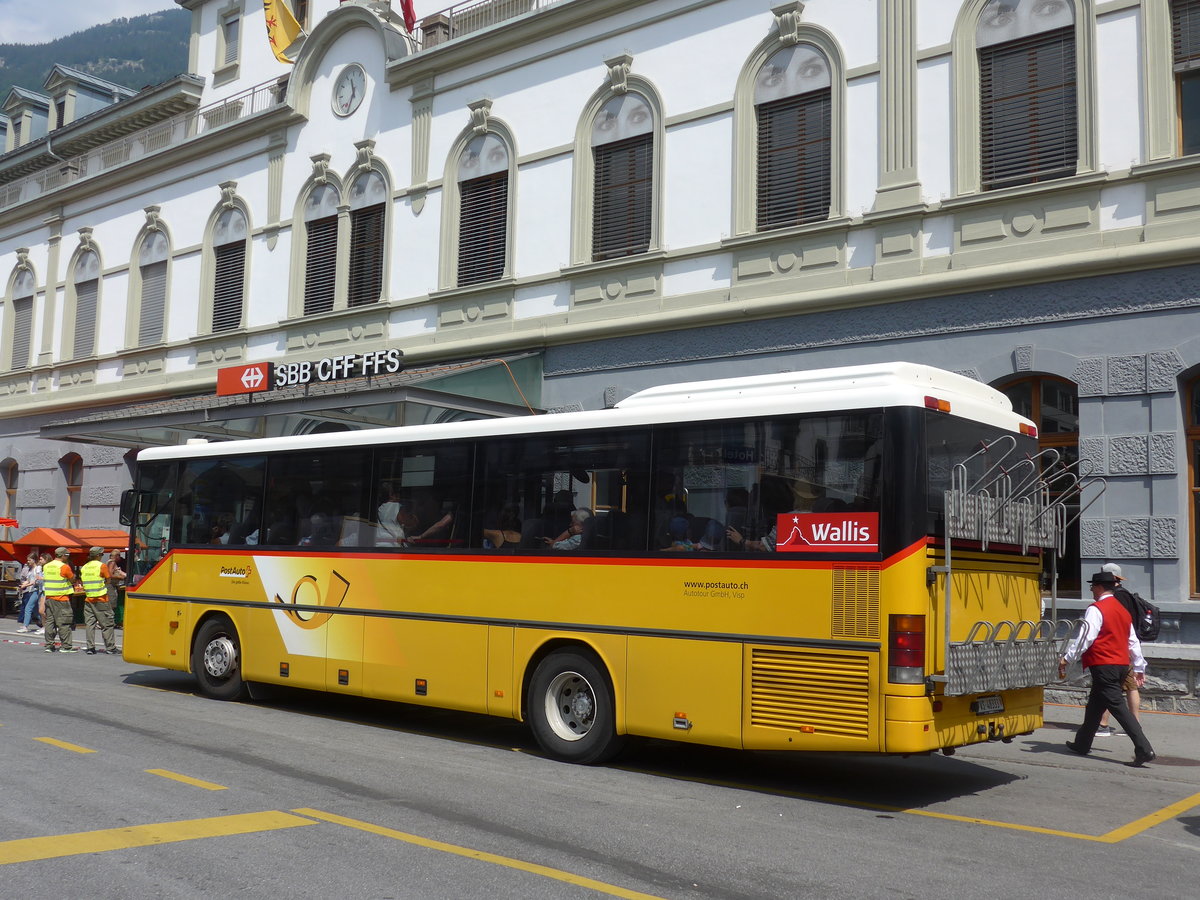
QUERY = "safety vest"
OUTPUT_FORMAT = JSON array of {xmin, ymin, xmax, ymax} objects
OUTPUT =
[
  {"xmin": 80, "ymin": 559, "xmax": 108, "ymax": 600},
  {"xmin": 41, "ymin": 560, "xmax": 73, "ymax": 597}
]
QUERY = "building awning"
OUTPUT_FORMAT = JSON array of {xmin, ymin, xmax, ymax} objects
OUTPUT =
[{"xmin": 41, "ymin": 354, "xmax": 543, "ymax": 449}]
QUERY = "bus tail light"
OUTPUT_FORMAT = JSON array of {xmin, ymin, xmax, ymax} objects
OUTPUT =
[
  {"xmin": 1020, "ymin": 422, "xmax": 1039, "ymax": 438},
  {"xmin": 889, "ymin": 614, "xmax": 926, "ymax": 684}
]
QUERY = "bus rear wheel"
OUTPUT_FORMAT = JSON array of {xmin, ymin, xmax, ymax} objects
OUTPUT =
[
  {"xmin": 528, "ymin": 650, "xmax": 624, "ymax": 764},
  {"xmin": 192, "ymin": 618, "xmax": 247, "ymax": 701}
]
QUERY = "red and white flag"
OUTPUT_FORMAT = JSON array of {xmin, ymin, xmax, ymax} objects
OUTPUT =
[{"xmin": 400, "ymin": 0, "xmax": 417, "ymax": 33}]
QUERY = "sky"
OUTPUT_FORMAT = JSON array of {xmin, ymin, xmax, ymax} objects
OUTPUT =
[{"xmin": 0, "ymin": 1, "xmax": 176, "ymax": 46}]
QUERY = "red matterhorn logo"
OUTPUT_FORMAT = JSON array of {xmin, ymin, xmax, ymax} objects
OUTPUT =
[{"xmin": 775, "ymin": 513, "xmax": 879, "ymax": 553}]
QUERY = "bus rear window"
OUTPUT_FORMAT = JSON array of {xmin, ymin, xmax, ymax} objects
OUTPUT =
[{"xmin": 925, "ymin": 413, "xmax": 1038, "ymax": 511}]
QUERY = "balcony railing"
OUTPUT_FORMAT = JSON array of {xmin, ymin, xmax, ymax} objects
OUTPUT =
[
  {"xmin": 0, "ymin": 78, "xmax": 287, "ymax": 212},
  {"xmin": 418, "ymin": 0, "xmax": 565, "ymax": 48}
]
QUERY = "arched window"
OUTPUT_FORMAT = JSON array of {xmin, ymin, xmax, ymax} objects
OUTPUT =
[
  {"xmin": 1186, "ymin": 373, "xmax": 1200, "ymax": 595},
  {"xmin": 754, "ymin": 43, "xmax": 832, "ymax": 230},
  {"xmin": 212, "ymin": 207, "xmax": 248, "ymax": 332},
  {"xmin": 72, "ymin": 250, "xmax": 100, "ymax": 359},
  {"xmin": 347, "ymin": 171, "xmax": 386, "ymax": 307},
  {"xmin": 303, "ymin": 184, "xmax": 339, "ymax": 315},
  {"xmin": 1, "ymin": 460, "xmax": 16, "ymax": 538},
  {"xmin": 591, "ymin": 92, "xmax": 654, "ymax": 261},
  {"xmin": 61, "ymin": 452, "xmax": 83, "ymax": 529},
  {"xmin": 137, "ymin": 232, "xmax": 169, "ymax": 346},
  {"xmin": 456, "ymin": 133, "xmax": 509, "ymax": 286},
  {"xmin": 1000, "ymin": 374, "xmax": 1081, "ymax": 593},
  {"xmin": 976, "ymin": 0, "xmax": 1077, "ymax": 190},
  {"xmin": 7, "ymin": 269, "xmax": 35, "ymax": 371}
]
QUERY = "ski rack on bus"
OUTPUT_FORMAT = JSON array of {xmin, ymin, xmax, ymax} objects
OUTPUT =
[{"xmin": 932, "ymin": 436, "xmax": 1103, "ymax": 696}]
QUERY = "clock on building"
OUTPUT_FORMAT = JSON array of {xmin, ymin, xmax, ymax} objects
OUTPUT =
[{"xmin": 332, "ymin": 64, "xmax": 366, "ymax": 117}]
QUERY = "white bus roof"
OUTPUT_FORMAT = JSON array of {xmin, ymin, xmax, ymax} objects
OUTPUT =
[{"xmin": 137, "ymin": 362, "xmax": 1030, "ymax": 462}]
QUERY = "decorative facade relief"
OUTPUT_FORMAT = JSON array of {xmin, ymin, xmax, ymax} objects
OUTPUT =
[
  {"xmin": 605, "ymin": 54, "xmax": 633, "ymax": 94},
  {"xmin": 1079, "ymin": 518, "xmax": 1107, "ymax": 557},
  {"xmin": 772, "ymin": 1, "xmax": 805, "ymax": 46},
  {"xmin": 1149, "ymin": 432, "xmax": 1177, "ymax": 474},
  {"xmin": 1013, "ymin": 345, "xmax": 1033, "ymax": 371},
  {"xmin": 19, "ymin": 488, "xmax": 55, "ymax": 509},
  {"xmin": 84, "ymin": 446, "xmax": 127, "ymax": 465},
  {"xmin": 1151, "ymin": 517, "xmax": 1179, "ymax": 558},
  {"xmin": 1109, "ymin": 517, "xmax": 1150, "ymax": 557},
  {"xmin": 1078, "ymin": 437, "xmax": 1105, "ymax": 475},
  {"xmin": 574, "ymin": 269, "xmax": 659, "ymax": 306},
  {"xmin": 439, "ymin": 295, "xmax": 510, "ymax": 327},
  {"xmin": 467, "ymin": 98, "xmax": 492, "ymax": 136},
  {"xmin": 1107, "ymin": 435, "xmax": 1148, "ymax": 475},
  {"xmin": 1106, "ymin": 354, "xmax": 1146, "ymax": 394},
  {"xmin": 1073, "ymin": 357, "xmax": 1105, "ymax": 396},
  {"xmin": 954, "ymin": 368, "xmax": 981, "ymax": 382},
  {"xmin": 1147, "ymin": 349, "xmax": 1184, "ymax": 392}
]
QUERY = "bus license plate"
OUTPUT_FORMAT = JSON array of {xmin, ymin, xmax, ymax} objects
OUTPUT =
[{"xmin": 971, "ymin": 695, "xmax": 1005, "ymax": 715}]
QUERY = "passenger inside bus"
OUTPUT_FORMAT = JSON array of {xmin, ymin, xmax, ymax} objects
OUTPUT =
[
  {"xmin": 482, "ymin": 505, "xmax": 522, "ymax": 549},
  {"xmin": 544, "ymin": 508, "xmax": 593, "ymax": 550},
  {"xmin": 726, "ymin": 477, "xmax": 820, "ymax": 551}
]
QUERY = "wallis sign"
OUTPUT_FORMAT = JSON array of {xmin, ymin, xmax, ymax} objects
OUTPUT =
[{"xmin": 215, "ymin": 349, "xmax": 404, "ymax": 397}]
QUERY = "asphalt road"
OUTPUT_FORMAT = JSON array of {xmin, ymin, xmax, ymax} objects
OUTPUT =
[{"xmin": 1, "ymin": 624, "xmax": 1197, "ymax": 899}]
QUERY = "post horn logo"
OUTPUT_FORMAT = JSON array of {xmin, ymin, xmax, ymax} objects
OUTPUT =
[{"xmin": 271, "ymin": 570, "xmax": 350, "ymax": 629}]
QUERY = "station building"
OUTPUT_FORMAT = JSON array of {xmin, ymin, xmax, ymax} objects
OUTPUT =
[{"xmin": 2, "ymin": 0, "xmax": 1200, "ymax": 637}]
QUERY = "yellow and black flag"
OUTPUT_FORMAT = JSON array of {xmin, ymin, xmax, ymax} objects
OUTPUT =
[{"xmin": 263, "ymin": 0, "xmax": 304, "ymax": 64}]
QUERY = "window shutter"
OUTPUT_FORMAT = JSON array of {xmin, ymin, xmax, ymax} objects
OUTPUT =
[
  {"xmin": 979, "ymin": 26, "xmax": 1077, "ymax": 191},
  {"xmin": 224, "ymin": 19, "xmax": 240, "ymax": 64},
  {"xmin": 592, "ymin": 134, "xmax": 653, "ymax": 261},
  {"xmin": 73, "ymin": 279, "xmax": 98, "ymax": 359},
  {"xmin": 10, "ymin": 295, "xmax": 33, "ymax": 371},
  {"xmin": 212, "ymin": 242, "xmax": 245, "ymax": 331},
  {"xmin": 756, "ymin": 89, "xmax": 832, "ymax": 230},
  {"xmin": 348, "ymin": 203, "xmax": 384, "ymax": 307},
  {"xmin": 458, "ymin": 171, "xmax": 508, "ymax": 286},
  {"xmin": 1174, "ymin": 0, "xmax": 1200, "ymax": 68},
  {"xmin": 138, "ymin": 260, "xmax": 167, "ymax": 346},
  {"xmin": 304, "ymin": 215, "xmax": 338, "ymax": 315}
]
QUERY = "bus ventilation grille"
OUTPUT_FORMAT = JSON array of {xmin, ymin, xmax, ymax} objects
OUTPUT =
[
  {"xmin": 831, "ymin": 566, "xmax": 879, "ymax": 639},
  {"xmin": 750, "ymin": 648, "xmax": 871, "ymax": 738}
]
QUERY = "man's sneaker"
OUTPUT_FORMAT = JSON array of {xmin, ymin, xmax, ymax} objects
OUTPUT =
[
  {"xmin": 33, "ymin": 628, "xmax": 44, "ymax": 635},
  {"xmin": 1065, "ymin": 741, "xmax": 1089, "ymax": 756},
  {"xmin": 1095, "ymin": 725, "xmax": 1115, "ymax": 737},
  {"xmin": 16, "ymin": 625, "xmax": 28, "ymax": 633},
  {"xmin": 106, "ymin": 648, "xmax": 121, "ymax": 655},
  {"xmin": 59, "ymin": 646, "xmax": 78, "ymax": 653},
  {"xmin": 85, "ymin": 648, "xmax": 97, "ymax": 655},
  {"xmin": 44, "ymin": 646, "xmax": 57, "ymax": 653}
]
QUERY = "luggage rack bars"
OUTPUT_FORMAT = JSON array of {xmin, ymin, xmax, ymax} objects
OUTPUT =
[{"xmin": 931, "ymin": 436, "xmax": 1104, "ymax": 696}]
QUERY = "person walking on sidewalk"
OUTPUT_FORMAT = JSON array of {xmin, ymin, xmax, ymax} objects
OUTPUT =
[
  {"xmin": 1059, "ymin": 570, "xmax": 1155, "ymax": 766},
  {"xmin": 41, "ymin": 547, "xmax": 78, "ymax": 653},
  {"xmin": 15, "ymin": 553, "xmax": 40, "ymax": 633},
  {"xmin": 1095, "ymin": 562, "xmax": 1143, "ymax": 737},
  {"xmin": 80, "ymin": 547, "xmax": 119, "ymax": 655}
]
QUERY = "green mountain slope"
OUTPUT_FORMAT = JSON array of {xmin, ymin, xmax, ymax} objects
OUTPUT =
[{"xmin": 0, "ymin": 10, "xmax": 190, "ymax": 102}]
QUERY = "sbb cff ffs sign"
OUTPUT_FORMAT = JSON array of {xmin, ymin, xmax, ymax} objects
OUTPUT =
[
  {"xmin": 215, "ymin": 349, "xmax": 403, "ymax": 397},
  {"xmin": 216, "ymin": 362, "xmax": 274, "ymax": 397}
]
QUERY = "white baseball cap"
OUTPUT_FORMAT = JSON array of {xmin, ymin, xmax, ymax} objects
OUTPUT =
[{"xmin": 1101, "ymin": 562, "xmax": 1124, "ymax": 580}]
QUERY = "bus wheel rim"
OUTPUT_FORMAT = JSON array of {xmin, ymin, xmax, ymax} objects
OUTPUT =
[
  {"xmin": 543, "ymin": 670, "xmax": 595, "ymax": 742},
  {"xmin": 203, "ymin": 636, "xmax": 237, "ymax": 679}
]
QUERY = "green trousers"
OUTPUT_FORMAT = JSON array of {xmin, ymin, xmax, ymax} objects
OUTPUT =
[
  {"xmin": 83, "ymin": 599, "xmax": 117, "ymax": 652},
  {"xmin": 44, "ymin": 598, "xmax": 74, "ymax": 650}
]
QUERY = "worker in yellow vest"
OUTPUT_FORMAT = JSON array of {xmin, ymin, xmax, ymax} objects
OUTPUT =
[
  {"xmin": 41, "ymin": 547, "xmax": 77, "ymax": 653},
  {"xmin": 80, "ymin": 546, "xmax": 119, "ymax": 656}
]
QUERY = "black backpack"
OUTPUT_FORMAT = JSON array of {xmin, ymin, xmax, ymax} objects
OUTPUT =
[{"xmin": 1114, "ymin": 586, "xmax": 1161, "ymax": 643}]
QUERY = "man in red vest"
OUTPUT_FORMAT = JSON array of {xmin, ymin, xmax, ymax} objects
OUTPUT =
[{"xmin": 1059, "ymin": 571, "xmax": 1155, "ymax": 766}]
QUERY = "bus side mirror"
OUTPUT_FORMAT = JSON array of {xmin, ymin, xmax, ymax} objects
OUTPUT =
[{"xmin": 119, "ymin": 490, "xmax": 136, "ymax": 527}]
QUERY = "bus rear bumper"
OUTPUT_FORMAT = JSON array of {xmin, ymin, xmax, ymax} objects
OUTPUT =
[{"xmin": 883, "ymin": 687, "xmax": 1043, "ymax": 754}]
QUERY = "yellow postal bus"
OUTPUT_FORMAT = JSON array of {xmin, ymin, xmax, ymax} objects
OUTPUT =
[{"xmin": 121, "ymin": 362, "xmax": 1078, "ymax": 763}]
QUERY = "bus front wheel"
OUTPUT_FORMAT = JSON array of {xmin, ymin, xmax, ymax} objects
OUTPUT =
[
  {"xmin": 528, "ymin": 650, "xmax": 624, "ymax": 764},
  {"xmin": 192, "ymin": 618, "xmax": 247, "ymax": 701}
]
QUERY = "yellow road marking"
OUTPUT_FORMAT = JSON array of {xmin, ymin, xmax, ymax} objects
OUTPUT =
[
  {"xmin": 146, "ymin": 769, "xmax": 228, "ymax": 791},
  {"xmin": 626, "ymin": 769, "xmax": 1200, "ymax": 843},
  {"xmin": 34, "ymin": 737, "xmax": 95, "ymax": 754},
  {"xmin": 1098, "ymin": 791, "xmax": 1200, "ymax": 843},
  {"xmin": 294, "ymin": 808, "xmax": 668, "ymax": 900},
  {"xmin": 0, "ymin": 810, "xmax": 318, "ymax": 865}
]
